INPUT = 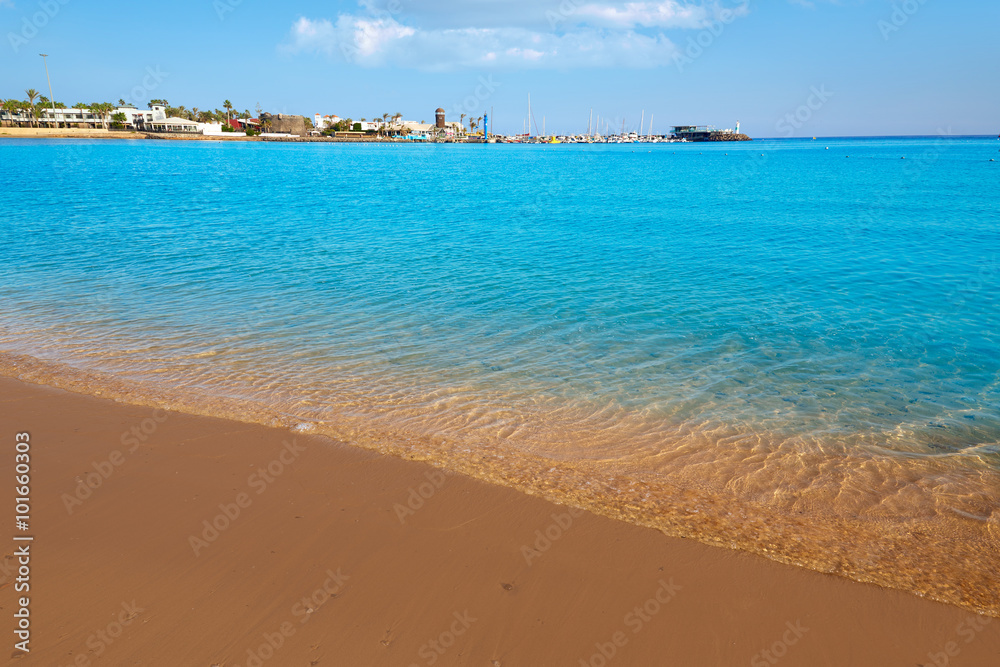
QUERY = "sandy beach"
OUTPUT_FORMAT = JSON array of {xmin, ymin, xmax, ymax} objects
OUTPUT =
[
  {"xmin": 1, "ymin": 375, "xmax": 995, "ymax": 666},
  {"xmin": 0, "ymin": 127, "xmax": 259, "ymax": 141},
  {"xmin": 0, "ymin": 127, "xmax": 410, "ymax": 143}
]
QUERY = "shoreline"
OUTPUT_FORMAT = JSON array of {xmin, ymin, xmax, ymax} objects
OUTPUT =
[
  {"xmin": 2, "ymin": 128, "xmax": 995, "ymax": 143},
  {"xmin": 0, "ymin": 127, "xmax": 426, "ymax": 143},
  {"xmin": 2, "ymin": 350, "xmax": 997, "ymax": 620},
  {"xmin": 1, "ymin": 374, "xmax": 997, "ymax": 664}
]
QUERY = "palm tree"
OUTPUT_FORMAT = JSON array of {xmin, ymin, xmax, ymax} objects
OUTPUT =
[
  {"xmin": 191, "ymin": 106, "xmax": 200, "ymax": 120},
  {"xmin": 477, "ymin": 116, "xmax": 483, "ymax": 135},
  {"xmin": 91, "ymin": 102, "xmax": 114, "ymax": 130},
  {"xmin": 1, "ymin": 99, "xmax": 16, "ymax": 127},
  {"xmin": 223, "ymin": 100, "xmax": 233, "ymax": 123},
  {"xmin": 25, "ymin": 89, "xmax": 39, "ymax": 127},
  {"xmin": 117, "ymin": 98, "xmax": 126, "ymax": 108},
  {"xmin": 460, "ymin": 113, "xmax": 466, "ymax": 132},
  {"xmin": 97, "ymin": 102, "xmax": 111, "ymax": 130}
]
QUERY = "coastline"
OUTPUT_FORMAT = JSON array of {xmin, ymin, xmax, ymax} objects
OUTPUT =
[
  {"xmin": 2, "ymin": 349, "xmax": 997, "ymax": 621},
  {"xmin": 0, "ymin": 127, "xmax": 411, "ymax": 143},
  {"xmin": 2, "ymin": 374, "xmax": 997, "ymax": 665}
]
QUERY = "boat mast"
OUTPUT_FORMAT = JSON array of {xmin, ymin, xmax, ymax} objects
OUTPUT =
[
  {"xmin": 588, "ymin": 108, "xmax": 593, "ymax": 137},
  {"xmin": 527, "ymin": 93, "xmax": 532, "ymax": 137},
  {"xmin": 649, "ymin": 113, "xmax": 653, "ymax": 138},
  {"xmin": 640, "ymin": 110, "xmax": 644, "ymax": 137}
]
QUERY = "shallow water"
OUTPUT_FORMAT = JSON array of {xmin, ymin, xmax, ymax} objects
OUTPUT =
[{"xmin": 2, "ymin": 136, "xmax": 998, "ymax": 614}]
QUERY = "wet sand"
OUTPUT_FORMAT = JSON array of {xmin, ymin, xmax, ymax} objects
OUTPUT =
[{"xmin": 0, "ymin": 375, "xmax": 996, "ymax": 666}]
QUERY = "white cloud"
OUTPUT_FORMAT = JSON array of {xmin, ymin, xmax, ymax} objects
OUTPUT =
[
  {"xmin": 574, "ymin": 1, "xmax": 714, "ymax": 29},
  {"xmin": 284, "ymin": 12, "xmax": 682, "ymax": 70}
]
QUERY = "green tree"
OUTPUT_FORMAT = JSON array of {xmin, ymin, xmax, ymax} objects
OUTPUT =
[
  {"xmin": 223, "ymin": 100, "xmax": 233, "ymax": 123},
  {"xmin": 25, "ymin": 89, "xmax": 39, "ymax": 127},
  {"xmin": 89, "ymin": 102, "xmax": 112, "ymax": 130},
  {"xmin": 1, "ymin": 99, "xmax": 21, "ymax": 127},
  {"xmin": 100, "ymin": 102, "xmax": 116, "ymax": 130}
]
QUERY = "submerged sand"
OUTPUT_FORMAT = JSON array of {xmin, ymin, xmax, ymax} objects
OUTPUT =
[{"xmin": 0, "ymin": 375, "xmax": 996, "ymax": 665}]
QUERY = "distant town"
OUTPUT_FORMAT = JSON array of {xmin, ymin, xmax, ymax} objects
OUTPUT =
[{"xmin": 0, "ymin": 93, "xmax": 751, "ymax": 143}]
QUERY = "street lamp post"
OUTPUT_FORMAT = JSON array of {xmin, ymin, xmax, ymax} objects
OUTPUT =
[{"xmin": 39, "ymin": 54, "xmax": 56, "ymax": 128}]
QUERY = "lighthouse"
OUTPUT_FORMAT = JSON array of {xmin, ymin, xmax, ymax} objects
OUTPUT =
[{"xmin": 736, "ymin": 120, "xmax": 741, "ymax": 134}]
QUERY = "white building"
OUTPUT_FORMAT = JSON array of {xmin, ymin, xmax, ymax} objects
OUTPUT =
[
  {"xmin": 38, "ymin": 107, "xmax": 103, "ymax": 127},
  {"xmin": 146, "ymin": 117, "xmax": 199, "ymax": 133},
  {"xmin": 0, "ymin": 109, "xmax": 33, "ymax": 126},
  {"xmin": 313, "ymin": 114, "xmax": 341, "ymax": 130},
  {"xmin": 400, "ymin": 121, "xmax": 433, "ymax": 139},
  {"xmin": 197, "ymin": 121, "xmax": 226, "ymax": 135},
  {"xmin": 114, "ymin": 105, "xmax": 167, "ymax": 129}
]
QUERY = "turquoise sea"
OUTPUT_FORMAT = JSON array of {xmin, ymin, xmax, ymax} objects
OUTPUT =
[{"xmin": 1, "ymin": 136, "xmax": 998, "ymax": 614}]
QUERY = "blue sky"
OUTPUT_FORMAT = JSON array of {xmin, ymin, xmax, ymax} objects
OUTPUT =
[{"xmin": 2, "ymin": 0, "xmax": 997, "ymax": 136}]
